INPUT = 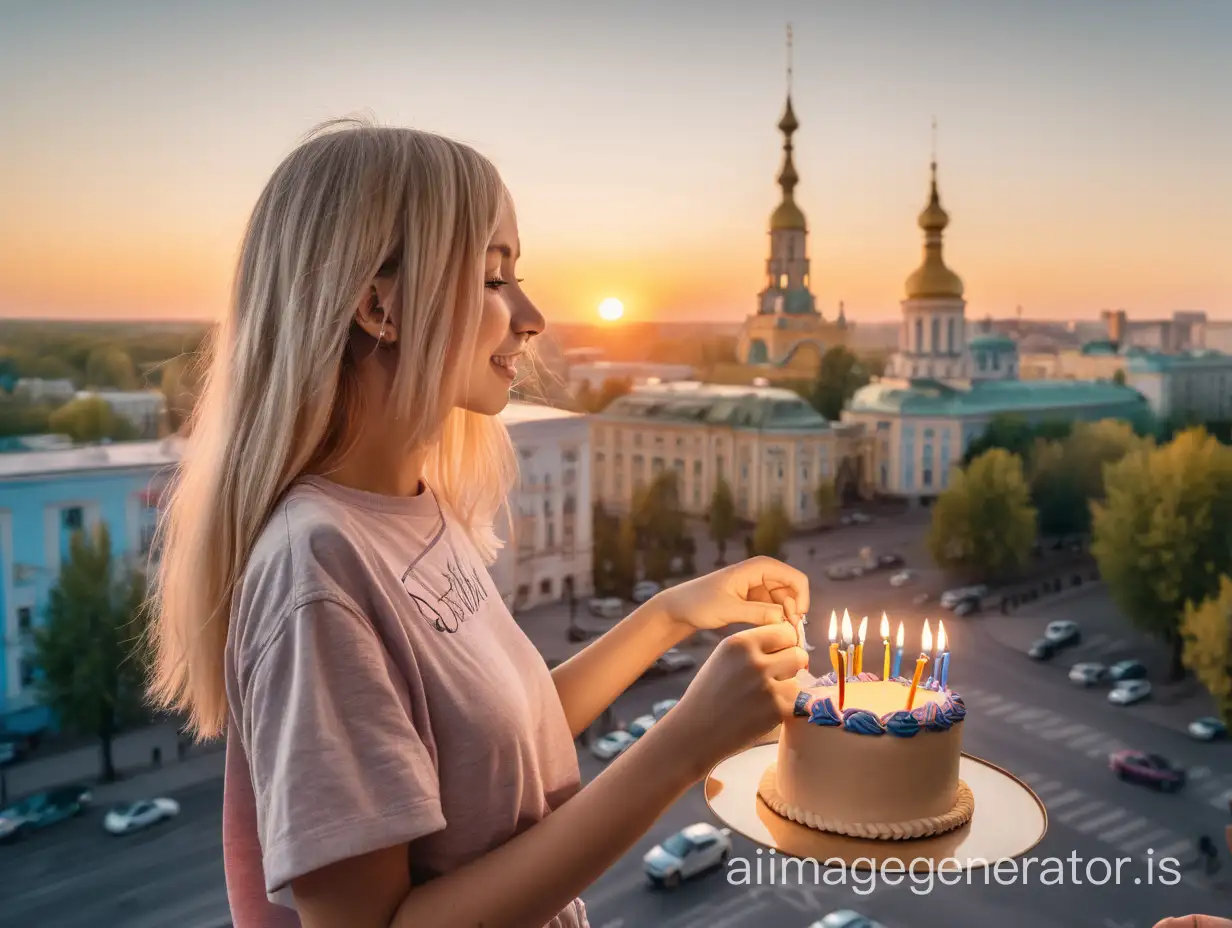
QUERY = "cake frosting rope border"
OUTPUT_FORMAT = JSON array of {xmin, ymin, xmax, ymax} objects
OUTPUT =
[{"xmin": 757, "ymin": 763, "xmax": 975, "ymax": 840}]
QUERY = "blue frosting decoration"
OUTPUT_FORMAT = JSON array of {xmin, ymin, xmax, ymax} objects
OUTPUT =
[
  {"xmin": 841, "ymin": 708, "xmax": 886, "ymax": 735},
  {"xmin": 911, "ymin": 702, "xmax": 939, "ymax": 727},
  {"xmin": 808, "ymin": 697, "xmax": 842, "ymax": 726},
  {"xmin": 946, "ymin": 694, "xmax": 967, "ymax": 722},
  {"xmin": 816, "ymin": 671, "xmax": 838, "ymax": 686},
  {"xmin": 793, "ymin": 691, "xmax": 813, "ymax": 717},
  {"xmin": 882, "ymin": 710, "xmax": 921, "ymax": 737}
]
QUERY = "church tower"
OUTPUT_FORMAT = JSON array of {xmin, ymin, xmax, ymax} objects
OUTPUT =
[{"xmin": 888, "ymin": 125, "xmax": 968, "ymax": 381}]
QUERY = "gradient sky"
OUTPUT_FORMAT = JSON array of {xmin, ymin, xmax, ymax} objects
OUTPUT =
[{"xmin": 2, "ymin": 0, "xmax": 1229, "ymax": 325}]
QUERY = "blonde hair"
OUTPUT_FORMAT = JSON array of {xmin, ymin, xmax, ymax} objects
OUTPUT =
[{"xmin": 149, "ymin": 119, "xmax": 516, "ymax": 739}]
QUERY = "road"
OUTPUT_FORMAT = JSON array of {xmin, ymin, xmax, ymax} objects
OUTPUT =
[{"xmin": 2, "ymin": 516, "xmax": 1229, "ymax": 927}]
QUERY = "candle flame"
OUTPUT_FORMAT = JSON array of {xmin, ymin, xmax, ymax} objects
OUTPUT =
[
  {"xmin": 937, "ymin": 619, "xmax": 947, "ymax": 652},
  {"xmin": 922, "ymin": 619, "xmax": 932, "ymax": 654},
  {"xmin": 841, "ymin": 609, "xmax": 853, "ymax": 645},
  {"xmin": 828, "ymin": 610, "xmax": 838, "ymax": 643},
  {"xmin": 896, "ymin": 621, "xmax": 904, "ymax": 648},
  {"xmin": 880, "ymin": 613, "xmax": 890, "ymax": 640},
  {"xmin": 857, "ymin": 615, "xmax": 868, "ymax": 644}
]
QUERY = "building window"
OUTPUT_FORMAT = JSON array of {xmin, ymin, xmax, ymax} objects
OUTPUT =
[
  {"xmin": 595, "ymin": 451, "xmax": 606, "ymax": 464},
  {"xmin": 931, "ymin": 317, "xmax": 940, "ymax": 354},
  {"xmin": 799, "ymin": 491, "xmax": 809, "ymax": 514},
  {"xmin": 693, "ymin": 460, "xmax": 702, "ymax": 478},
  {"xmin": 563, "ymin": 494, "xmax": 576, "ymax": 515},
  {"xmin": 63, "ymin": 507, "xmax": 83, "ymax": 530},
  {"xmin": 779, "ymin": 274, "xmax": 787, "ymax": 288},
  {"xmin": 563, "ymin": 449, "xmax": 578, "ymax": 464},
  {"xmin": 546, "ymin": 521, "xmax": 555, "ymax": 548},
  {"xmin": 673, "ymin": 458, "xmax": 684, "ymax": 473},
  {"xmin": 940, "ymin": 429, "xmax": 952, "ymax": 489},
  {"xmin": 914, "ymin": 318, "xmax": 923, "ymax": 352},
  {"xmin": 947, "ymin": 317, "xmax": 956, "ymax": 353},
  {"xmin": 20, "ymin": 659, "xmax": 35, "ymax": 688},
  {"xmin": 540, "ymin": 578, "xmax": 553, "ymax": 596},
  {"xmin": 922, "ymin": 442, "xmax": 934, "ymax": 487},
  {"xmin": 716, "ymin": 456, "xmax": 725, "ymax": 480},
  {"xmin": 652, "ymin": 457, "xmax": 665, "ymax": 475},
  {"xmin": 634, "ymin": 433, "xmax": 643, "ymax": 448},
  {"xmin": 18, "ymin": 607, "xmax": 33, "ymax": 632}
]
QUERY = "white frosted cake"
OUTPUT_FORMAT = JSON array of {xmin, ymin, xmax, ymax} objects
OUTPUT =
[{"xmin": 758, "ymin": 672, "xmax": 972, "ymax": 840}]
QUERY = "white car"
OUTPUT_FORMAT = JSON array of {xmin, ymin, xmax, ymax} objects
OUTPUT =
[
  {"xmin": 103, "ymin": 798, "xmax": 180, "ymax": 835},
  {"xmin": 1108, "ymin": 679, "xmax": 1151, "ymax": 706},
  {"xmin": 1044, "ymin": 620, "xmax": 1082, "ymax": 646},
  {"xmin": 588, "ymin": 597, "xmax": 624, "ymax": 619},
  {"xmin": 632, "ymin": 581, "xmax": 661, "ymax": 604},
  {"xmin": 850, "ymin": 512, "xmax": 872, "ymax": 524},
  {"xmin": 939, "ymin": 588, "xmax": 976, "ymax": 609},
  {"xmin": 590, "ymin": 730, "xmax": 635, "ymax": 761},
  {"xmin": 1187, "ymin": 716, "xmax": 1227, "ymax": 741},
  {"xmin": 1068, "ymin": 662, "xmax": 1106, "ymax": 687},
  {"xmin": 652, "ymin": 698, "xmax": 678, "ymax": 720},
  {"xmin": 912, "ymin": 592, "xmax": 930, "ymax": 605},
  {"xmin": 628, "ymin": 714, "xmax": 658, "ymax": 738},
  {"xmin": 889, "ymin": 570, "xmax": 913, "ymax": 588},
  {"xmin": 643, "ymin": 822, "xmax": 732, "ymax": 887},
  {"xmin": 809, "ymin": 910, "xmax": 888, "ymax": 928}
]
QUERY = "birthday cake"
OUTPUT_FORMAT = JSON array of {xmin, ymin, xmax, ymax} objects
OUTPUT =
[{"xmin": 757, "ymin": 616, "xmax": 972, "ymax": 840}]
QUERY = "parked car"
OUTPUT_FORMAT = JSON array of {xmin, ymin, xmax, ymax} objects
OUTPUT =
[
  {"xmin": 1107, "ymin": 659, "xmax": 1147, "ymax": 682},
  {"xmin": 878, "ymin": 553, "xmax": 904, "ymax": 569},
  {"xmin": 588, "ymin": 597, "xmax": 624, "ymax": 619},
  {"xmin": 632, "ymin": 581, "xmax": 662, "ymax": 604},
  {"xmin": 590, "ymin": 730, "xmax": 636, "ymax": 761},
  {"xmin": 628, "ymin": 714, "xmax": 659, "ymax": 738},
  {"xmin": 1188, "ymin": 716, "xmax": 1227, "ymax": 741},
  {"xmin": 648, "ymin": 648, "xmax": 697, "ymax": 676},
  {"xmin": 1028, "ymin": 638, "xmax": 1058, "ymax": 661},
  {"xmin": 889, "ymin": 570, "xmax": 913, "ymax": 588},
  {"xmin": 827, "ymin": 566, "xmax": 853, "ymax": 581},
  {"xmin": 1108, "ymin": 679, "xmax": 1151, "ymax": 706},
  {"xmin": 643, "ymin": 822, "xmax": 732, "ymax": 888},
  {"xmin": 1044, "ymin": 620, "xmax": 1081, "ymax": 647},
  {"xmin": 567, "ymin": 624, "xmax": 592, "ymax": 642},
  {"xmin": 103, "ymin": 798, "xmax": 181, "ymax": 836},
  {"xmin": 1109, "ymin": 751, "xmax": 1186, "ymax": 792},
  {"xmin": 809, "ymin": 911, "xmax": 888, "ymax": 928},
  {"xmin": 941, "ymin": 587, "xmax": 986, "ymax": 609},
  {"xmin": 0, "ymin": 784, "xmax": 92, "ymax": 843},
  {"xmin": 912, "ymin": 592, "xmax": 930, "ymax": 605},
  {"xmin": 953, "ymin": 597, "xmax": 979, "ymax": 617},
  {"xmin": 652, "ymin": 698, "xmax": 679, "ymax": 720},
  {"xmin": 839, "ymin": 515, "xmax": 853, "ymax": 526},
  {"xmin": 850, "ymin": 512, "xmax": 872, "ymax": 524},
  {"xmin": 1068, "ymin": 662, "xmax": 1106, "ymax": 687}
]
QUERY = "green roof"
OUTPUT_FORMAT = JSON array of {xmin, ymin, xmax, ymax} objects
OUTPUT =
[
  {"xmin": 1126, "ymin": 350, "xmax": 1232, "ymax": 373},
  {"xmin": 969, "ymin": 333, "xmax": 1017, "ymax": 352},
  {"xmin": 599, "ymin": 382, "xmax": 830, "ymax": 431},
  {"xmin": 1080, "ymin": 339, "xmax": 1119, "ymax": 356},
  {"xmin": 848, "ymin": 377, "xmax": 1150, "ymax": 418}
]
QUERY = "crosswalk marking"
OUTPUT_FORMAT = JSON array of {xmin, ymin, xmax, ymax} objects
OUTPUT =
[
  {"xmin": 1075, "ymin": 808, "xmax": 1128, "ymax": 833},
  {"xmin": 1100, "ymin": 816, "xmax": 1151, "ymax": 842},
  {"xmin": 1005, "ymin": 707, "xmax": 1049, "ymax": 724},
  {"xmin": 1208, "ymin": 789, "xmax": 1232, "ymax": 811},
  {"xmin": 1026, "ymin": 777, "xmax": 1065, "ymax": 795},
  {"xmin": 1066, "ymin": 731, "xmax": 1106, "ymax": 749},
  {"xmin": 1119, "ymin": 826, "xmax": 1174, "ymax": 852},
  {"xmin": 1055, "ymin": 800, "xmax": 1108, "ymax": 824},
  {"xmin": 1040, "ymin": 722, "xmax": 1091, "ymax": 741},
  {"xmin": 985, "ymin": 701, "xmax": 1021, "ymax": 717},
  {"xmin": 1154, "ymin": 839, "xmax": 1193, "ymax": 860},
  {"xmin": 1044, "ymin": 789, "xmax": 1086, "ymax": 809},
  {"xmin": 1188, "ymin": 765, "xmax": 1212, "ymax": 781},
  {"xmin": 1085, "ymin": 738, "xmax": 1125, "ymax": 759}
]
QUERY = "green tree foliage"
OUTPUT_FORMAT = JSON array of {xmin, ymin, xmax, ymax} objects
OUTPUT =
[
  {"xmin": 48, "ymin": 396, "xmax": 138, "ymax": 444},
  {"xmin": 1112, "ymin": 368, "xmax": 1127, "ymax": 385},
  {"xmin": 815, "ymin": 478, "xmax": 838, "ymax": 525},
  {"xmin": 576, "ymin": 377, "xmax": 633, "ymax": 414},
  {"xmin": 159, "ymin": 354, "xmax": 205, "ymax": 431},
  {"xmin": 1029, "ymin": 420, "xmax": 1147, "ymax": 537},
  {"xmin": 1092, "ymin": 428, "xmax": 1232, "ymax": 679},
  {"xmin": 962, "ymin": 414, "xmax": 1038, "ymax": 466},
  {"xmin": 809, "ymin": 346, "xmax": 870, "ymax": 421},
  {"xmin": 752, "ymin": 501, "xmax": 791, "ymax": 559},
  {"xmin": 927, "ymin": 448, "xmax": 1037, "ymax": 581},
  {"xmin": 33, "ymin": 523, "xmax": 151, "ymax": 782},
  {"xmin": 84, "ymin": 347, "xmax": 140, "ymax": 391},
  {"xmin": 0, "ymin": 396, "xmax": 54, "ymax": 438},
  {"xmin": 632, "ymin": 471, "xmax": 686, "ymax": 583},
  {"xmin": 707, "ymin": 478, "xmax": 738, "ymax": 565},
  {"xmin": 1181, "ymin": 575, "xmax": 1232, "ymax": 726}
]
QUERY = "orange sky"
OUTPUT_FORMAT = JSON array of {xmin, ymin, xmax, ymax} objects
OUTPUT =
[{"xmin": 2, "ymin": 2, "xmax": 1229, "ymax": 324}]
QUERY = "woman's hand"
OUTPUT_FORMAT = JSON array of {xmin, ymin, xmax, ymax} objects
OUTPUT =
[{"xmin": 652, "ymin": 556, "xmax": 811, "ymax": 635}]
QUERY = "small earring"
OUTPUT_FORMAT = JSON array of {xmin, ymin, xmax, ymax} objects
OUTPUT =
[{"xmin": 377, "ymin": 317, "xmax": 387, "ymax": 345}]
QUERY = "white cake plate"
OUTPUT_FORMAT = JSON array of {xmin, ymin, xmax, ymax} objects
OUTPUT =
[{"xmin": 705, "ymin": 741, "xmax": 1047, "ymax": 872}]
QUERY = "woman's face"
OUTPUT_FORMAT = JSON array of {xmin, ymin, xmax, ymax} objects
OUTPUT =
[{"xmin": 458, "ymin": 200, "xmax": 545, "ymax": 415}]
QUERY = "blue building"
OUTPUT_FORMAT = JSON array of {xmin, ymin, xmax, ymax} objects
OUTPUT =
[{"xmin": 0, "ymin": 440, "xmax": 179, "ymax": 733}]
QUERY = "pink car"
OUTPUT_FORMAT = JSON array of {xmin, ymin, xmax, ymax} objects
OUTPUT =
[{"xmin": 1109, "ymin": 750, "xmax": 1186, "ymax": 792}]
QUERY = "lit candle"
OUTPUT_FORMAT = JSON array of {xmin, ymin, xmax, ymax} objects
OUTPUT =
[
  {"xmin": 906, "ymin": 620, "xmax": 932, "ymax": 711},
  {"xmin": 926, "ymin": 617, "xmax": 940, "ymax": 687},
  {"xmin": 891, "ymin": 621, "xmax": 905, "ymax": 679},
  {"xmin": 827, "ymin": 611, "xmax": 840, "ymax": 676},
  {"xmin": 937, "ymin": 620, "xmax": 951, "ymax": 691},
  {"xmin": 880, "ymin": 613, "xmax": 891, "ymax": 681},
  {"xmin": 837, "ymin": 649, "xmax": 847, "ymax": 710},
  {"xmin": 841, "ymin": 609, "xmax": 854, "ymax": 679},
  {"xmin": 855, "ymin": 616, "xmax": 868, "ymax": 676}
]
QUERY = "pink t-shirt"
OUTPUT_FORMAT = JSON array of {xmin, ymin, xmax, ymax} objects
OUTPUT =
[{"xmin": 222, "ymin": 477, "xmax": 587, "ymax": 927}]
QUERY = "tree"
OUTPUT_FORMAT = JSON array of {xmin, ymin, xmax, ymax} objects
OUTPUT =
[
  {"xmin": 611, "ymin": 517, "xmax": 638, "ymax": 598},
  {"xmin": 1181, "ymin": 575, "xmax": 1232, "ymax": 726},
  {"xmin": 752, "ymin": 501, "xmax": 791, "ymax": 559},
  {"xmin": 1112, "ymin": 368, "xmax": 1127, "ymax": 386},
  {"xmin": 48, "ymin": 395, "xmax": 138, "ymax": 443},
  {"xmin": 576, "ymin": 377, "xmax": 633, "ymax": 414},
  {"xmin": 0, "ymin": 396, "xmax": 54, "ymax": 438},
  {"xmin": 32, "ymin": 523, "xmax": 150, "ymax": 782},
  {"xmin": 961, "ymin": 414, "xmax": 1038, "ymax": 467},
  {"xmin": 707, "ymin": 478, "xmax": 738, "ymax": 566},
  {"xmin": 84, "ymin": 346, "xmax": 139, "ymax": 391},
  {"xmin": 815, "ymin": 478, "xmax": 838, "ymax": 526},
  {"xmin": 1091, "ymin": 428, "xmax": 1232, "ymax": 680},
  {"xmin": 160, "ymin": 353, "xmax": 205, "ymax": 432},
  {"xmin": 927, "ymin": 448, "xmax": 1037, "ymax": 582},
  {"xmin": 1029, "ymin": 419, "xmax": 1147, "ymax": 537},
  {"xmin": 809, "ymin": 346, "xmax": 870, "ymax": 421},
  {"xmin": 632, "ymin": 471, "xmax": 687, "ymax": 583}
]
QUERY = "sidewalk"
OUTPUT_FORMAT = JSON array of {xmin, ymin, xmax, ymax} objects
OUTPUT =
[
  {"xmin": 89, "ymin": 746, "xmax": 225, "ymax": 805},
  {"xmin": 979, "ymin": 582, "xmax": 1215, "ymax": 735}
]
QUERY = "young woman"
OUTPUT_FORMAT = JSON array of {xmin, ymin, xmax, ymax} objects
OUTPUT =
[{"xmin": 150, "ymin": 121, "xmax": 810, "ymax": 928}]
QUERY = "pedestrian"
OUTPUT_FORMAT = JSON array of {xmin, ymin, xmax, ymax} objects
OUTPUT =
[{"xmin": 147, "ymin": 124, "xmax": 812, "ymax": 928}]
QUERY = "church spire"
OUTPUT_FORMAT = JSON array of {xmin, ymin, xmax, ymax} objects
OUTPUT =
[
  {"xmin": 770, "ymin": 24, "xmax": 806, "ymax": 231},
  {"xmin": 904, "ymin": 118, "xmax": 963, "ymax": 300}
]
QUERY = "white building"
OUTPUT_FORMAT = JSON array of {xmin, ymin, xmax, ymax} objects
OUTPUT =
[
  {"xmin": 80, "ymin": 390, "xmax": 168, "ymax": 439},
  {"xmin": 14, "ymin": 379, "xmax": 76, "ymax": 404},
  {"xmin": 491, "ymin": 402, "xmax": 593, "ymax": 613}
]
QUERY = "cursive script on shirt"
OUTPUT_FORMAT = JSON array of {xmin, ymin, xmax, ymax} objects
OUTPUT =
[{"xmin": 403, "ymin": 554, "xmax": 489, "ymax": 633}]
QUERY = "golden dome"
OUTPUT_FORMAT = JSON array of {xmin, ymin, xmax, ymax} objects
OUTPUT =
[
  {"xmin": 778, "ymin": 96, "xmax": 799, "ymax": 135},
  {"xmin": 771, "ymin": 199, "xmax": 807, "ymax": 231},
  {"xmin": 769, "ymin": 94, "xmax": 806, "ymax": 231},
  {"xmin": 904, "ymin": 161, "xmax": 963, "ymax": 300}
]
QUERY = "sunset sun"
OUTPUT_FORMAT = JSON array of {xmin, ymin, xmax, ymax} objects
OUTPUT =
[{"xmin": 597, "ymin": 297, "xmax": 624, "ymax": 322}]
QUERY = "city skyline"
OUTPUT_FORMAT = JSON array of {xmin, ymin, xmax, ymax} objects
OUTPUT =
[{"xmin": 2, "ymin": 0, "xmax": 1229, "ymax": 325}]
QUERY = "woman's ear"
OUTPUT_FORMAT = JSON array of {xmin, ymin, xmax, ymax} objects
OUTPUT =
[{"xmin": 353, "ymin": 285, "xmax": 398, "ymax": 345}]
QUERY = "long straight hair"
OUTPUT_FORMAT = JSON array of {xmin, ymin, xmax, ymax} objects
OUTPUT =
[{"xmin": 149, "ymin": 120, "xmax": 516, "ymax": 739}]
